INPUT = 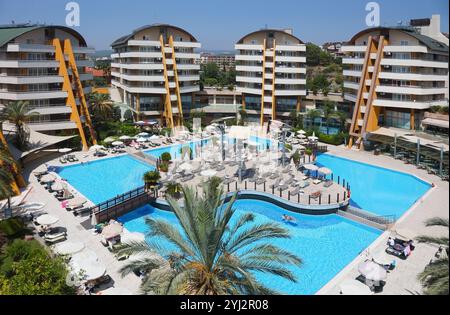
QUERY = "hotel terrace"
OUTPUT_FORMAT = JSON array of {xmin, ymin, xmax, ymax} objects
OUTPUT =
[
  {"xmin": 0, "ymin": 24, "xmax": 96, "ymax": 150},
  {"xmin": 342, "ymin": 15, "xmax": 449, "ymax": 149},
  {"xmin": 111, "ymin": 24, "xmax": 201, "ymax": 129},
  {"xmin": 235, "ymin": 29, "xmax": 307, "ymax": 125}
]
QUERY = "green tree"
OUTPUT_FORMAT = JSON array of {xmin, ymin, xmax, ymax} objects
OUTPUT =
[
  {"xmin": 416, "ymin": 218, "xmax": 449, "ymax": 295},
  {"xmin": 119, "ymin": 184, "xmax": 302, "ymax": 295},
  {"xmin": 0, "ymin": 146, "xmax": 15, "ymax": 201},
  {"xmin": 88, "ymin": 92, "xmax": 113, "ymax": 121},
  {"xmin": 1, "ymin": 101, "xmax": 37, "ymax": 150},
  {"xmin": 0, "ymin": 240, "xmax": 75, "ymax": 295}
]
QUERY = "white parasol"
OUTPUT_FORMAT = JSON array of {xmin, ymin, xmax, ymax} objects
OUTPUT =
[
  {"xmin": 58, "ymin": 148, "xmax": 72, "ymax": 153},
  {"xmin": 51, "ymin": 181, "xmax": 65, "ymax": 191},
  {"xmin": 40, "ymin": 174, "xmax": 56, "ymax": 183},
  {"xmin": 201, "ymin": 169, "xmax": 217, "ymax": 177},
  {"xmin": 297, "ymin": 130, "xmax": 306, "ymax": 135},
  {"xmin": 339, "ymin": 280, "xmax": 373, "ymax": 295},
  {"xmin": 303, "ymin": 164, "xmax": 319, "ymax": 171},
  {"xmin": 53, "ymin": 241, "xmax": 85, "ymax": 256},
  {"xmin": 138, "ymin": 132, "xmax": 149, "ymax": 137},
  {"xmin": 119, "ymin": 135, "xmax": 131, "ymax": 140},
  {"xmin": 358, "ymin": 261, "xmax": 387, "ymax": 282},
  {"xmin": 318, "ymin": 167, "xmax": 333, "ymax": 175},
  {"xmin": 36, "ymin": 214, "xmax": 59, "ymax": 226},
  {"xmin": 112, "ymin": 141, "xmax": 124, "ymax": 147},
  {"xmin": 102, "ymin": 223, "xmax": 123, "ymax": 239},
  {"xmin": 179, "ymin": 163, "xmax": 193, "ymax": 172},
  {"xmin": 136, "ymin": 137, "xmax": 147, "ymax": 143}
]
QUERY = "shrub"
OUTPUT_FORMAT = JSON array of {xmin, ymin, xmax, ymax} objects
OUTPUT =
[
  {"xmin": 161, "ymin": 152, "xmax": 172, "ymax": 162},
  {"xmin": 0, "ymin": 218, "xmax": 25, "ymax": 237},
  {"xmin": 120, "ymin": 124, "xmax": 137, "ymax": 136},
  {"xmin": 143, "ymin": 170, "xmax": 161, "ymax": 189},
  {"xmin": 166, "ymin": 182, "xmax": 182, "ymax": 199},
  {"xmin": 0, "ymin": 240, "xmax": 75, "ymax": 295}
]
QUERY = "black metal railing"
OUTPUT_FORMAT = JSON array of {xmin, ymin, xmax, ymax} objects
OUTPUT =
[
  {"xmin": 346, "ymin": 207, "xmax": 397, "ymax": 225},
  {"xmin": 92, "ymin": 186, "xmax": 147, "ymax": 214}
]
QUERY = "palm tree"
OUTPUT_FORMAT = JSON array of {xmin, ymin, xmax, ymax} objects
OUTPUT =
[
  {"xmin": 0, "ymin": 146, "xmax": 15, "ymax": 202},
  {"xmin": 119, "ymin": 183, "xmax": 302, "ymax": 295},
  {"xmin": 88, "ymin": 92, "xmax": 113, "ymax": 121},
  {"xmin": 416, "ymin": 217, "xmax": 449, "ymax": 295},
  {"xmin": 1, "ymin": 101, "xmax": 37, "ymax": 150}
]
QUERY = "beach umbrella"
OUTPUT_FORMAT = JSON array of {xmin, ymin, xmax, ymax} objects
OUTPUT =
[
  {"xmin": 67, "ymin": 196, "xmax": 87, "ymax": 208},
  {"xmin": 91, "ymin": 212, "xmax": 98, "ymax": 227},
  {"xmin": 71, "ymin": 249, "xmax": 98, "ymax": 264},
  {"xmin": 201, "ymin": 169, "xmax": 217, "ymax": 177},
  {"xmin": 102, "ymin": 223, "xmax": 123, "ymax": 239},
  {"xmin": 136, "ymin": 137, "xmax": 147, "ymax": 143},
  {"xmin": 339, "ymin": 280, "xmax": 373, "ymax": 295},
  {"xmin": 71, "ymin": 260, "xmax": 105, "ymax": 282},
  {"xmin": 297, "ymin": 134, "xmax": 306, "ymax": 139},
  {"xmin": 297, "ymin": 130, "xmax": 306, "ymax": 135},
  {"xmin": 89, "ymin": 145, "xmax": 105, "ymax": 151},
  {"xmin": 53, "ymin": 241, "xmax": 85, "ymax": 256},
  {"xmin": 372, "ymin": 251, "xmax": 394, "ymax": 266},
  {"xmin": 179, "ymin": 163, "xmax": 193, "ymax": 171},
  {"xmin": 135, "ymin": 121, "xmax": 146, "ymax": 126},
  {"xmin": 36, "ymin": 214, "xmax": 59, "ymax": 226},
  {"xmin": 97, "ymin": 287, "xmax": 133, "ymax": 295},
  {"xmin": 119, "ymin": 135, "xmax": 131, "ymax": 141},
  {"xmin": 138, "ymin": 132, "xmax": 149, "ymax": 137},
  {"xmin": 121, "ymin": 232, "xmax": 145, "ymax": 244},
  {"xmin": 103, "ymin": 137, "xmax": 117, "ymax": 143},
  {"xmin": 58, "ymin": 148, "xmax": 72, "ymax": 153},
  {"xmin": 40, "ymin": 174, "xmax": 56, "ymax": 183},
  {"xmin": 112, "ymin": 141, "xmax": 124, "ymax": 147},
  {"xmin": 358, "ymin": 261, "xmax": 387, "ymax": 282},
  {"xmin": 149, "ymin": 135, "xmax": 160, "ymax": 140},
  {"xmin": 308, "ymin": 132, "xmax": 318, "ymax": 142},
  {"xmin": 318, "ymin": 167, "xmax": 333, "ymax": 175},
  {"xmin": 51, "ymin": 181, "xmax": 65, "ymax": 191},
  {"xmin": 303, "ymin": 164, "xmax": 319, "ymax": 171}
]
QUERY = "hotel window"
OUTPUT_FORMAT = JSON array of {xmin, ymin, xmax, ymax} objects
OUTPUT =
[
  {"xmin": 140, "ymin": 96, "xmax": 160, "ymax": 111},
  {"xmin": 384, "ymin": 110, "xmax": 411, "ymax": 129},
  {"xmin": 400, "ymin": 40, "xmax": 409, "ymax": 46}
]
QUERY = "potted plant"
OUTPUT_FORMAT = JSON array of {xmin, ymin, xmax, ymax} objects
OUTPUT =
[
  {"xmin": 166, "ymin": 182, "xmax": 182, "ymax": 200},
  {"xmin": 143, "ymin": 170, "xmax": 161, "ymax": 190},
  {"xmin": 159, "ymin": 162, "xmax": 169, "ymax": 173},
  {"xmin": 291, "ymin": 150, "xmax": 301, "ymax": 166},
  {"xmin": 161, "ymin": 152, "xmax": 172, "ymax": 163}
]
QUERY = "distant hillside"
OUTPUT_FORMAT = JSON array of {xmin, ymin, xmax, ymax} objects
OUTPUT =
[{"xmin": 93, "ymin": 50, "xmax": 113, "ymax": 58}]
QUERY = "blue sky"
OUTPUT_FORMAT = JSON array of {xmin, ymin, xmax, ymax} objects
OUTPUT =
[{"xmin": 0, "ymin": 0, "xmax": 448, "ymax": 50}]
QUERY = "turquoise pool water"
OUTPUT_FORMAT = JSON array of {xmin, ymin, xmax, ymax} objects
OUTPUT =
[
  {"xmin": 119, "ymin": 199, "xmax": 382, "ymax": 295},
  {"xmin": 316, "ymin": 154, "xmax": 431, "ymax": 218},
  {"xmin": 144, "ymin": 136, "xmax": 273, "ymax": 159},
  {"xmin": 56, "ymin": 155, "xmax": 155, "ymax": 204}
]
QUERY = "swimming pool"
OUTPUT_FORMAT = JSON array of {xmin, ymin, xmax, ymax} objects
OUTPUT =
[
  {"xmin": 316, "ymin": 153, "xmax": 431, "ymax": 218},
  {"xmin": 119, "ymin": 199, "xmax": 382, "ymax": 295},
  {"xmin": 56, "ymin": 155, "xmax": 155, "ymax": 204}
]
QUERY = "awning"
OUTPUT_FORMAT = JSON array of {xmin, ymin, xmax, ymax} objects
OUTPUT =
[
  {"xmin": 422, "ymin": 118, "xmax": 449, "ymax": 129},
  {"xmin": 3, "ymin": 122, "xmax": 76, "ymax": 160}
]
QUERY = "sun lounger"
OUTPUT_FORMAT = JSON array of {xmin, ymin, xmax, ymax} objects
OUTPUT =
[
  {"xmin": 323, "ymin": 180, "xmax": 334, "ymax": 188},
  {"xmin": 59, "ymin": 157, "xmax": 67, "ymax": 164},
  {"xmin": 290, "ymin": 187, "xmax": 301, "ymax": 196},
  {"xmin": 44, "ymin": 232, "xmax": 67, "ymax": 244},
  {"xmin": 311, "ymin": 191, "xmax": 322, "ymax": 199},
  {"xmin": 284, "ymin": 177, "xmax": 295, "ymax": 186},
  {"xmin": 313, "ymin": 179, "xmax": 322, "ymax": 185},
  {"xmin": 270, "ymin": 178, "xmax": 281, "ymax": 189},
  {"xmin": 72, "ymin": 207, "xmax": 92, "ymax": 217},
  {"xmin": 269, "ymin": 173, "xmax": 279, "ymax": 180},
  {"xmin": 296, "ymin": 180, "xmax": 310, "ymax": 189}
]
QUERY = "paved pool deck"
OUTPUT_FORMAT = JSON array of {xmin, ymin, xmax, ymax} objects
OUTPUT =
[{"xmin": 317, "ymin": 144, "xmax": 449, "ymax": 295}]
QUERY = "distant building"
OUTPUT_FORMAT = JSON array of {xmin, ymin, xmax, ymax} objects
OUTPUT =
[
  {"xmin": 111, "ymin": 24, "xmax": 201, "ymax": 128},
  {"xmin": 342, "ymin": 14, "xmax": 449, "ymax": 149},
  {"xmin": 235, "ymin": 28, "xmax": 307, "ymax": 125},
  {"xmin": 197, "ymin": 53, "xmax": 235, "ymax": 71},
  {"xmin": 322, "ymin": 41, "xmax": 345, "ymax": 57},
  {"xmin": 0, "ymin": 24, "xmax": 96, "ymax": 150}
]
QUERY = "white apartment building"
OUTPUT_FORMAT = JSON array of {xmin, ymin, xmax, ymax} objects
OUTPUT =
[
  {"xmin": 342, "ymin": 15, "xmax": 449, "ymax": 148},
  {"xmin": 235, "ymin": 29, "xmax": 307, "ymax": 125},
  {"xmin": 111, "ymin": 24, "xmax": 201, "ymax": 128},
  {"xmin": 0, "ymin": 24, "xmax": 95, "ymax": 148}
]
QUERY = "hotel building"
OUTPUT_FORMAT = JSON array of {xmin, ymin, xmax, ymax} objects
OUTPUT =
[
  {"xmin": 111, "ymin": 24, "xmax": 201, "ymax": 128},
  {"xmin": 0, "ymin": 24, "xmax": 96, "ymax": 150},
  {"xmin": 342, "ymin": 15, "xmax": 449, "ymax": 149},
  {"xmin": 235, "ymin": 29, "xmax": 307, "ymax": 126}
]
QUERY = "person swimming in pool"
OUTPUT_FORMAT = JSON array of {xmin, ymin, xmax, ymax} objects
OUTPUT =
[{"xmin": 282, "ymin": 215, "xmax": 297, "ymax": 223}]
